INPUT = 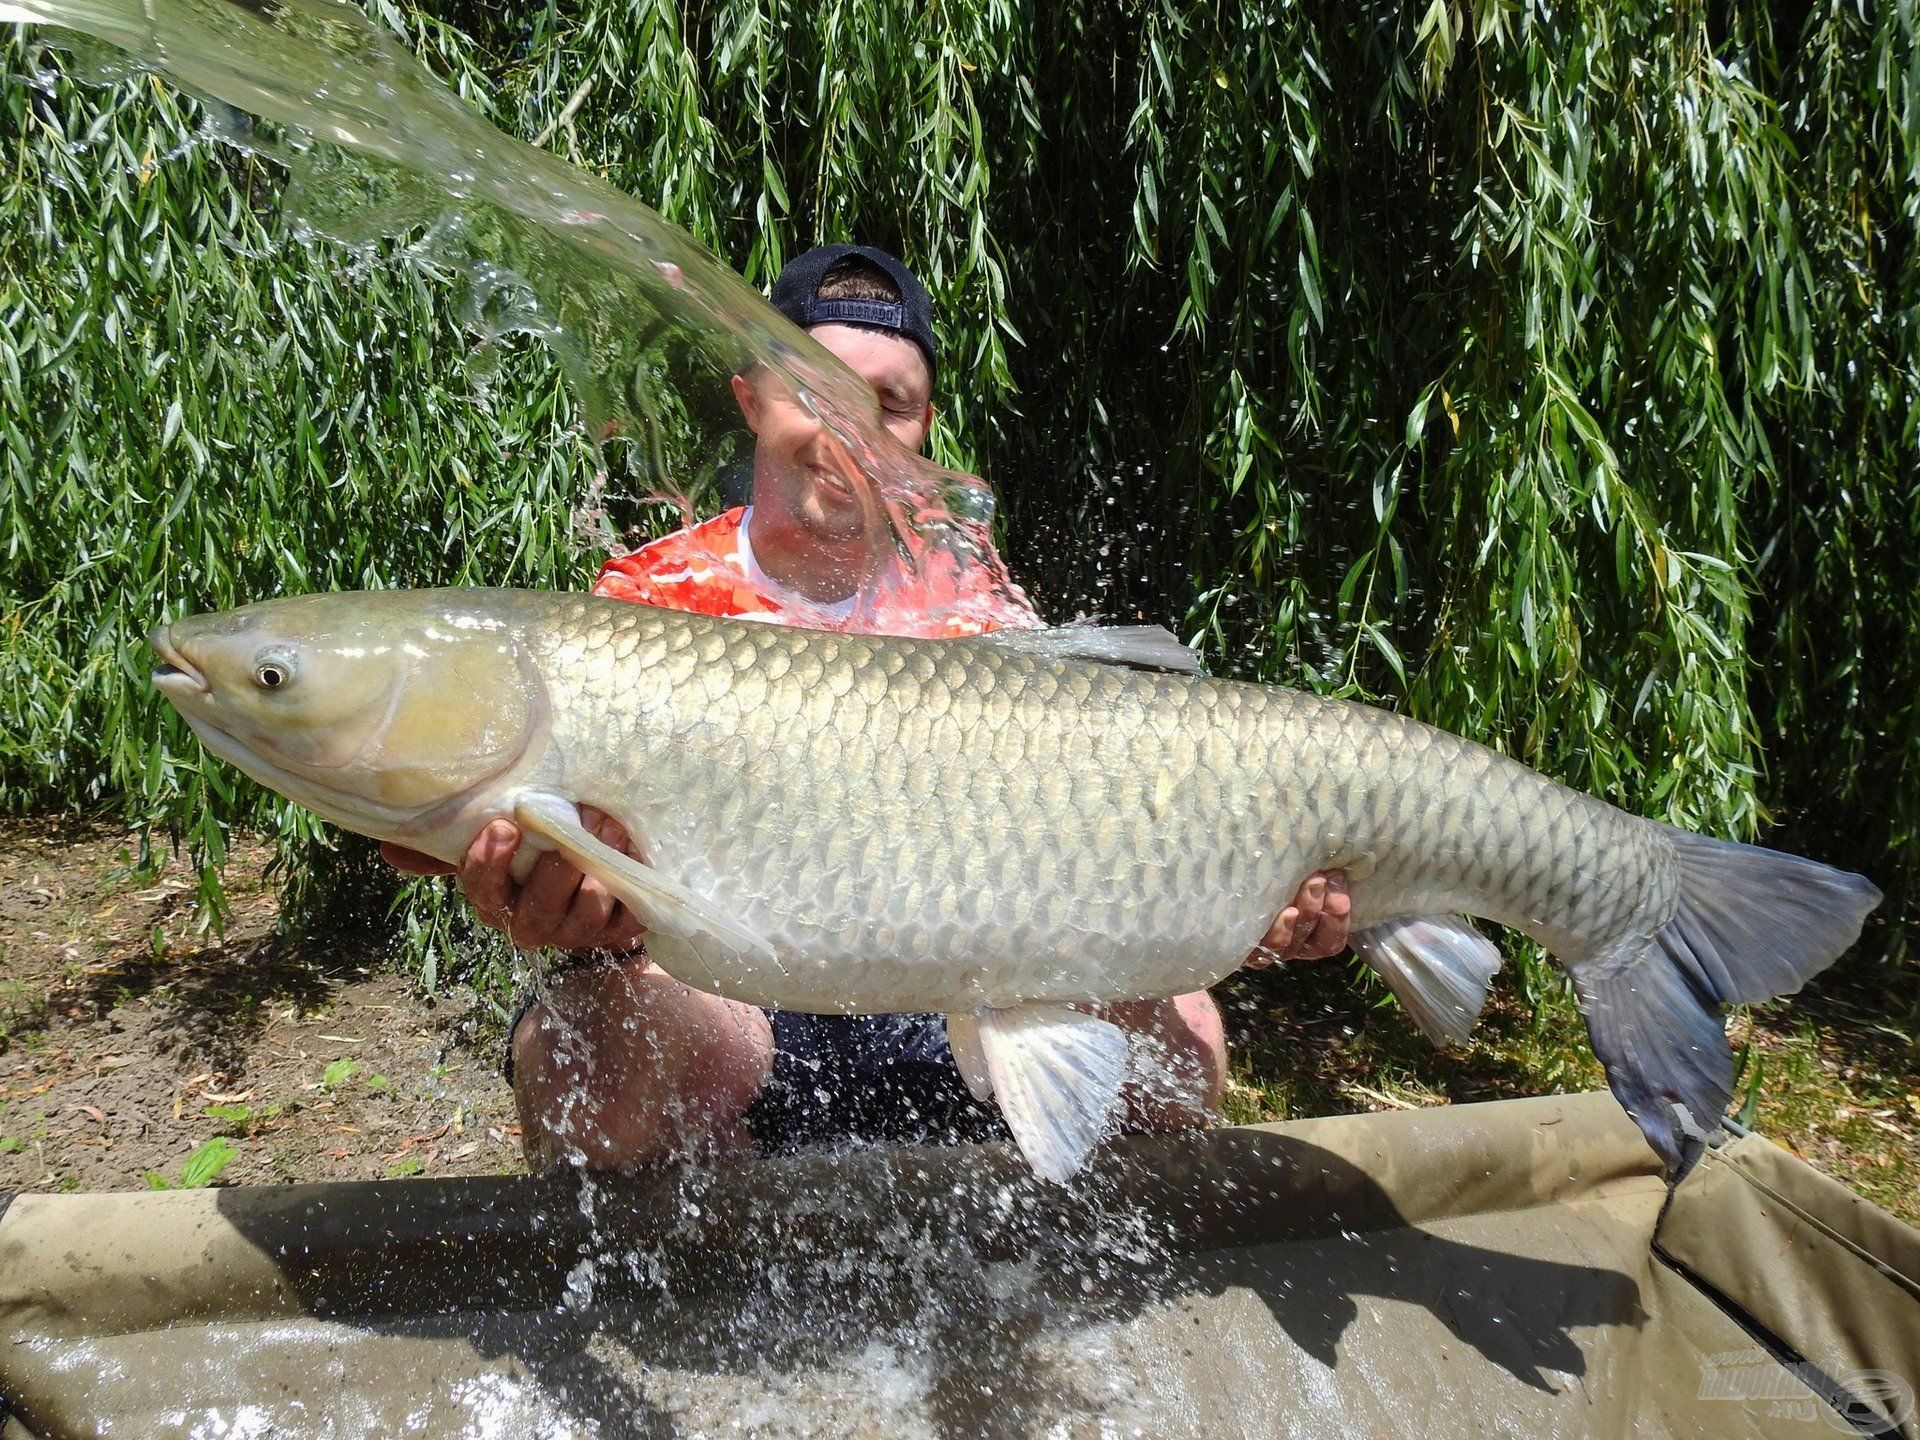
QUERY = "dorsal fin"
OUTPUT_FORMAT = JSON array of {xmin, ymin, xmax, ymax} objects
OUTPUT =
[{"xmin": 974, "ymin": 623, "xmax": 1203, "ymax": 675}]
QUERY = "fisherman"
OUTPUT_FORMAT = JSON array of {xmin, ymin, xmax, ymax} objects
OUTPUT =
[{"xmin": 383, "ymin": 245, "xmax": 1352, "ymax": 1169}]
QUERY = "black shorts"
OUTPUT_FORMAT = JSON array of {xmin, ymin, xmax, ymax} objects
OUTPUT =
[
  {"xmin": 504, "ymin": 1000, "xmax": 1007, "ymax": 1154},
  {"xmin": 746, "ymin": 1011, "xmax": 1009, "ymax": 1152}
]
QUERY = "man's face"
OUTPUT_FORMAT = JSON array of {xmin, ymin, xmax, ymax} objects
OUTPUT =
[
  {"xmin": 812, "ymin": 323, "xmax": 936, "ymax": 454},
  {"xmin": 730, "ymin": 324, "xmax": 934, "ymax": 544}
]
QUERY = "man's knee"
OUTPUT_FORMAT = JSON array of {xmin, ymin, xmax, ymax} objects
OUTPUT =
[
  {"xmin": 1120, "ymin": 990, "xmax": 1227, "ymax": 1131},
  {"xmin": 510, "ymin": 965, "xmax": 774, "ymax": 1170},
  {"xmin": 1170, "ymin": 990, "xmax": 1228, "ymax": 1113}
]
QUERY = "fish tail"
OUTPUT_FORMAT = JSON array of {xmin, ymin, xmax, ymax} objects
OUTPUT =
[{"xmin": 1573, "ymin": 825, "xmax": 1879, "ymax": 1180}]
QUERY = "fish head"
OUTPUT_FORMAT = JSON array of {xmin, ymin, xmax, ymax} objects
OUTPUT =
[{"xmin": 151, "ymin": 591, "xmax": 542, "ymax": 837}]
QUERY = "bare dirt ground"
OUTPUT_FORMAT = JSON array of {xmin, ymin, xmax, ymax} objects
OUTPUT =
[
  {"xmin": 0, "ymin": 815, "xmax": 518, "ymax": 1193},
  {"xmin": 2, "ymin": 814, "xmax": 1914, "ymax": 1224}
]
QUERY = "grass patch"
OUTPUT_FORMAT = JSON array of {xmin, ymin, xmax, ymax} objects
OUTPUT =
[
  {"xmin": 1736, "ymin": 1002, "xmax": 1920, "ymax": 1224},
  {"xmin": 1226, "ymin": 950, "xmax": 1918, "ymax": 1226},
  {"xmin": 1222, "ymin": 952, "xmax": 1602, "ymax": 1125},
  {"xmin": 0, "ymin": 977, "xmax": 44, "ymax": 1052},
  {"xmin": 204, "ymin": 1102, "xmax": 285, "ymax": 1138}
]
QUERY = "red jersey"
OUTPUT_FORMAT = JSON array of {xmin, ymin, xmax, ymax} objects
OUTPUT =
[{"xmin": 594, "ymin": 506, "xmax": 1036, "ymax": 637}]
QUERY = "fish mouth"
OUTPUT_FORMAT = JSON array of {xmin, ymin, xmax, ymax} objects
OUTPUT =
[
  {"xmin": 150, "ymin": 626, "xmax": 211, "ymax": 697},
  {"xmin": 170, "ymin": 704, "xmax": 432, "ymax": 837}
]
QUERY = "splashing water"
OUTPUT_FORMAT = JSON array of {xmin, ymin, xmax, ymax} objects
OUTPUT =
[{"xmin": 6, "ymin": 0, "xmax": 1038, "ymax": 637}]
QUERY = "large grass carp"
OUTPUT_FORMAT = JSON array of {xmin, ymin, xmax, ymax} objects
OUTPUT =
[{"xmin": 151, "ymin": 589, "xmax": 1879, "ymax": 1181}]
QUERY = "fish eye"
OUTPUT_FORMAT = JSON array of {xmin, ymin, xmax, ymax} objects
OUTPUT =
[{"xmin": 253, "ymin": 655, "xmax": 295, "ymax": 691}]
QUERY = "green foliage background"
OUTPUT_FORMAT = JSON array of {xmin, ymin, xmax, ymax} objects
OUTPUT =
[{"xmin": 2, "ymin": 1, "xmax": 1915, "ymax": 1004}]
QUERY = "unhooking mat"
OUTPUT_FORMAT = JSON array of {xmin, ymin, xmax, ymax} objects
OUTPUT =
[{"xmin": 0, "ymin": 1091, "xmax": 1915, "ymax": 1439}]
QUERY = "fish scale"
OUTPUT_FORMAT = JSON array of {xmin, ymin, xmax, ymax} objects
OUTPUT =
[
  {"xmin": 526, "ymin": 595, "xmax": 1663, "ymax": 1012},
  {"xmin": 151, "ymin": 587, "xmax": 1880, "ymax": 1177}
]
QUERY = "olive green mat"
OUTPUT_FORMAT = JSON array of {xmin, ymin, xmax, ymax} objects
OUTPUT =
[{"xmin": 2, "ymin": 1092, "xmax": 1914, "ymax": 1438}]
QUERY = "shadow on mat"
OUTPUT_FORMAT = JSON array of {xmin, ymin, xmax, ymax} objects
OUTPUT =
[{"xmin": 207, "ymin": 1124, "xmax": 1647, "ymax": 1438}]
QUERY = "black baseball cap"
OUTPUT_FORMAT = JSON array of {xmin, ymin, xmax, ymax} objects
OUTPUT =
[{"xmin": 770, "ymin": 243, "xmax": 937, "ymax": 382}]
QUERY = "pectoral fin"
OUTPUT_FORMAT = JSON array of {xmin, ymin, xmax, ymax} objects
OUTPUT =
[
  {"xmin": 945, "ymin": 1011, "xmax": 993, "ymax": 1102},
  {"xmin": 1352, "ymin": 915, "xmax": 1501, "ymax": 1046},
  {"xmin": 974, "ymin": 1004, "xmax": 1130, "ymax": 1182},
  {"xmin": 512, "ymin": 797, "xmax": 774, "ymax": 969}
]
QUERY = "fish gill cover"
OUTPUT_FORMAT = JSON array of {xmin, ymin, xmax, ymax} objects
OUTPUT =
[{"xmin": 4, "ymin": 0, "xmax": 1036, "ymax": 639}]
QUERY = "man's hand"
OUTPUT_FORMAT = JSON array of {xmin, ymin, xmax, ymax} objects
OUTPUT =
[
  {"xmin": 380, "ymin": 805, "xmax": 648, "ymax": 954},
  {"xmin": 1243, "ymin": 870, "xmax": 1351, "ymax": 968}
]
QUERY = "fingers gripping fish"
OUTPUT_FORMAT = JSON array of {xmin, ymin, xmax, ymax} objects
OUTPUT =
[{"xmin": 151, "ymin": 590, "xmax": 1880, "ymax": 1182}]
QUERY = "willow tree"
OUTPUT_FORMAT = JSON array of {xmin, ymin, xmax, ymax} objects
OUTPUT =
[{"xmin": 2, "ymin": 1, "xmax": 1913, "ymax": 999}]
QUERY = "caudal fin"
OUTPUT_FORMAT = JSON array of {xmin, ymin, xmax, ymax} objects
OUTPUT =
[{"xmin": 1578, "ymin": 827, "xmax": 1879, "ymax": 1178}]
